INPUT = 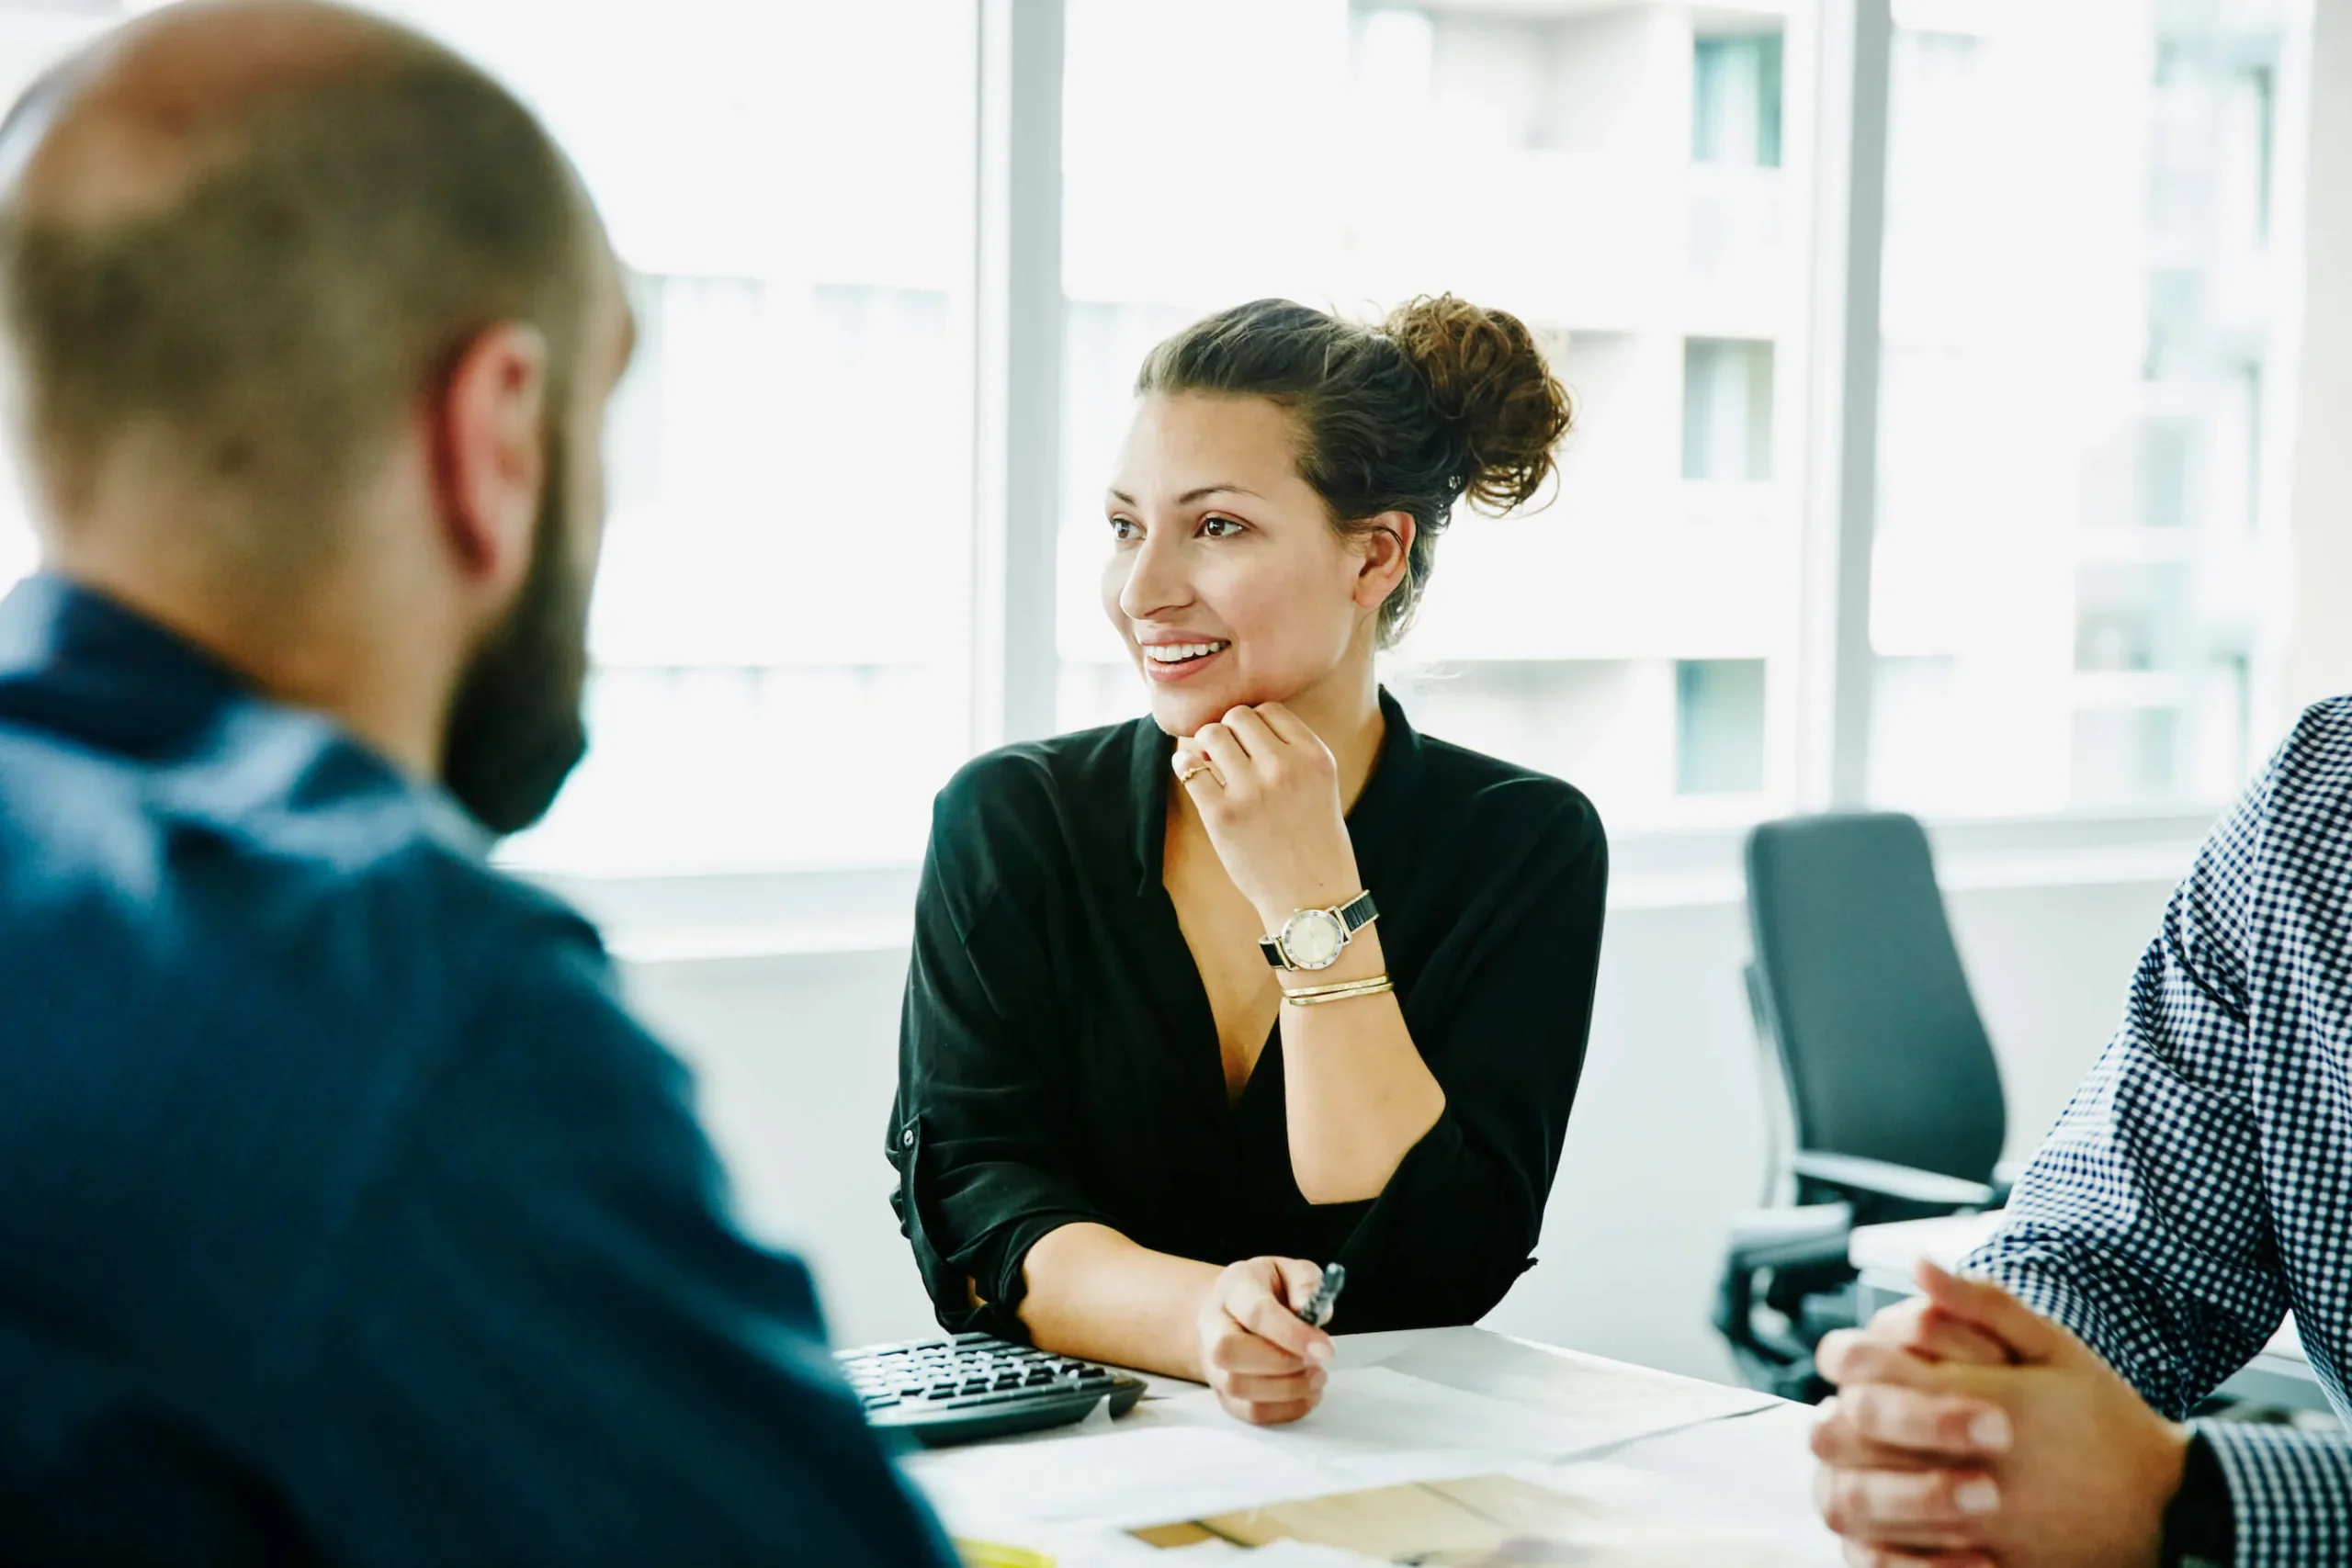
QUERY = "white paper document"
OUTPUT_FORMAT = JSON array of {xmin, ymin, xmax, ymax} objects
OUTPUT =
[
  {"xmin": 908, "ymin": 1417, "xmax": 1338, "ymax": 1534},
  {"xmin": 907, "ymin": 1329, "xmax": 1782, "ymax": 1540},
  {"xmin": 1154, "ymin": 1366, "xmax": 1634, "ymax": 1468},
  {"xmin": 1359, "ymin": 1327, "xmax": 1778, "ymax": 1448}
]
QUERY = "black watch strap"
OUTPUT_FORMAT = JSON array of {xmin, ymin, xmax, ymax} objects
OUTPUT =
[
  {"xmin": 2161, "ymin": 1430, "xmax": 2234, "ymax": 1568},
  {"xmin": 1258, "ymin": 891, "xmax": 1380, "ymax": 969}
]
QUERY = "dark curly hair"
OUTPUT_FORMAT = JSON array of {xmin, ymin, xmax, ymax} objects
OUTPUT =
[{"xmin": 1135, "ymin": 294, "xmax": 1573, "ymax": 646}]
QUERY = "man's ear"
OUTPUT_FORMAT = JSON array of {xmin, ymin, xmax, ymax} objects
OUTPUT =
[
  {"xmin": 431, "ymin": 321, "xmax": 549, "ymax": 597},
  {"xmin": 1355, "ymin": 510, "xmax": 1416, "ymax": 611}
]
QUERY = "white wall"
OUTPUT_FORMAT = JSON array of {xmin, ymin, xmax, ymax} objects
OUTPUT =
[{"xmin": 623, "ymin": 868, "xmax": 2176, "ymax": 1383}]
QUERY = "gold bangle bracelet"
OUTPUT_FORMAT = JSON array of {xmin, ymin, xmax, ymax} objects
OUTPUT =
[
  {"xmin": 1283, "ymin": 976, "xmax": 1387, "ymax": 1000},
  {"xmin": 1282, "ymin": 974, "xmax": 1386, "ymax": 1001},
  {"xmin": 1283, "ymin": 975, "xmax": 1395, "ymax": 1008}
]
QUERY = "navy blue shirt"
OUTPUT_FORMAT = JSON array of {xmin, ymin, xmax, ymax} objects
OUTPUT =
[{"xmin": 0, "ymin": 576, "xmax": 953, "ymax": 1566}]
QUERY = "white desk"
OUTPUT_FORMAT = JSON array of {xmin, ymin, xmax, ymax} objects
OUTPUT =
[
  {"xmin": 904, "ymin": 1327, "xmax": 1841, "ymax": 1565},
  {"xmin": 1850, "ymin": 1214, "xmax": 2333, "ymax": 1419}
]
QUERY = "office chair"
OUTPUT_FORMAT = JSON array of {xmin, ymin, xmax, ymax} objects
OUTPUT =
[{"xmin": 1713, "ymin": 812, "xmax": 2013, "ymax": 1402}]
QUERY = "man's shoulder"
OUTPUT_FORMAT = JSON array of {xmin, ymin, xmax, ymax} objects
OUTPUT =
[
  {"xmin": 2217, "ymin": 697, "xmax": 2352, "ymax": 885},
  {"xmin": 2267, "ymin": 696, "xmax": 2352, "ymax": 807},
  {"xmin": 0, "ymin": 694, "xmax": 640, "ymax": 1401},
  {"xmin": 0, "ymin": 691, "xmax": 610, "ymax": 1077}
]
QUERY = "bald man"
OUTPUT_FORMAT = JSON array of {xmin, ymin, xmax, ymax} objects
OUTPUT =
[{"xmin": 0, "ymin": 4, "xmax": 953, "ymax": 1562}]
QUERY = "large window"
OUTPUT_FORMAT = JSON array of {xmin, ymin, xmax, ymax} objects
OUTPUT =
[
  {"xmin": 1057, "ymin": 0, "xmax": 1820, "ymax": 832},
  {"xmin": 0, "ymin": 0, "xmax": 980, "ymax": 875},
  {"xmin": 378, "ymin": 0, "xmax": 980, "ymax": 873},
  {"xmin": 0, "ymin": 0, "xmax": 2315, "ymax": 890},
  {"xmin": 1866, "ymin": 0, "xmax": 2301, "ymax": 813}
]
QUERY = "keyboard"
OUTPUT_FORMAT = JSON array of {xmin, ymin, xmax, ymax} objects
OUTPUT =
[{"xmin": 837, "ymin": 1331, "xmax": 1149, "ymax": 1448}]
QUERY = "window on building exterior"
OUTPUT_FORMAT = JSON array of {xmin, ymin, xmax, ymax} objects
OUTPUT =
[
  {"xmin": 1683, "ymin": 339, "xmax": 1777, "ymax": 483},
  {"xmin": 1694, "ymin": 31, "xmax": 1784, "ymax": 168}
]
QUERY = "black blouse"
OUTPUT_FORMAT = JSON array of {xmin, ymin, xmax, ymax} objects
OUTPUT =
[{"xmin": 887, "ymin": 689, "xmax": 1607, "ymax": 1338}]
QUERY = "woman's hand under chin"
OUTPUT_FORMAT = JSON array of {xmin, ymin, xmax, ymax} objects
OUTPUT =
[{"xmin": 1172, "ymin": 703, "xmax": 1363, "ymax": 923}]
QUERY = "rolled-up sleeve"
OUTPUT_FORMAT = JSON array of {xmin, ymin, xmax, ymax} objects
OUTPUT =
[
  {"xmin": 1326, "ymin": 797, "xmax": 1608, "ymax": 1329},
  {"xmin": 888, "ymin": 782, "xmax": 1114, "ymax": 1337},
  {"xmin": 1965, "ymin": 767, "xmax": 2287, "ymax": 1416}
]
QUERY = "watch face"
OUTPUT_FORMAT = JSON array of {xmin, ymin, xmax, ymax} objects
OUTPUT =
[{"xmin": 1281, "ymin": 908, "xmax": 1348, "ymax": 970}]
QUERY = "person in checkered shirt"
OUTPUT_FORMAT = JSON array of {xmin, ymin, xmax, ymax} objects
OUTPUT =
[{"xmin": 1808, "ymin": 702, "xmax": 2352, "ymax": 1567}]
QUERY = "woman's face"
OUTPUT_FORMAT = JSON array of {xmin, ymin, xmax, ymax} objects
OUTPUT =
[{"xmin": 1102, "ymin": 392, "xmax": 1395, "ymax": 738}]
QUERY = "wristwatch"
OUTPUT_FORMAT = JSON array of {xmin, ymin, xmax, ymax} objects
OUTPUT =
[
  {"xmin": 2160, "ymin": 1430, "xmax": 2233, "ymax": 1568},
  {"xmin": 1260, "ymin": 891, "xmax": 1379, "ymax": 972}
]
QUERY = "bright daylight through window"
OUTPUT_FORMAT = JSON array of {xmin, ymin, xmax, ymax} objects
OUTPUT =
[
  {"xmin": 412, "ymin": 0, "xmax": 982, "ymax": 874},
  {"xmin": 0, "ymin": 0, "xmax": 980, "ymax": 876},
  {"xmin": 1867, "ymin": 0, "xmax": 2305, "ymax": 813},
  {"xmin": 0, "ymin": 0, "xmax": 2312, "ymax": 875}
]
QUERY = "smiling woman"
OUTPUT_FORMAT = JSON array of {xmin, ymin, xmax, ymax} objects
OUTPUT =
[{"xmin": 888, "ymin": 295, "xmax": 1606, "ymax": 1429}]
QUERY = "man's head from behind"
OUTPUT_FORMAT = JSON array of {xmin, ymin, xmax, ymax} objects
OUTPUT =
[{"xmin": 0, "ymin": 0, "xmax": 635, "ymax": 833}]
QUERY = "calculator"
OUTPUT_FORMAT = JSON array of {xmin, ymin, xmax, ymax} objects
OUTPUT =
[{"xmin": 836, "ymin": 1331, "xmax": 1149, "ymax": 1448}]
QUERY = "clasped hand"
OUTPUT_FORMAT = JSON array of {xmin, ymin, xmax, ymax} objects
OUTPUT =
[
  {"xmin": 1812, "ymin": 1261, "xmax": 2191, "ymax": 1568},
  {"xmin": 1171, "ymin": 704, "xmax": 1361, "ymax": 922}
]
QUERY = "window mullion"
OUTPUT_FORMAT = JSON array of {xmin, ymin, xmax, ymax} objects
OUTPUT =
[
  {"xmin": 969, "ymin": 0, "xmax": 1065, "ymax": 753},
  {"xmin": 1798, "ymin": 0, "xmax": 1894, "ymax": 809}
]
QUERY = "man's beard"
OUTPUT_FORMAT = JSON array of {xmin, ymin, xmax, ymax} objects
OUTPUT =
[{"xmin": 439, "ymin": 426, "xmax": 593, "ymax": 838}]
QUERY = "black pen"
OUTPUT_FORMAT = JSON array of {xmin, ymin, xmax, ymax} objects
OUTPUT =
[{"xmin": 1297, "ymin": 1262, "xmax": 1346, "ymax": 1329}]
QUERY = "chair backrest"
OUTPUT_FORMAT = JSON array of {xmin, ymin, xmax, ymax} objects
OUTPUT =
[{"xmin": 1745, "ymin": 812, "xmax": 2005, "ymax": 1184}]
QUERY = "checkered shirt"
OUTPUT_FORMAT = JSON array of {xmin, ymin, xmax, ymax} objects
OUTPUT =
[{"xmin": 1967, "ymin": 701, "xmax": 2352, "ymax": 1565}]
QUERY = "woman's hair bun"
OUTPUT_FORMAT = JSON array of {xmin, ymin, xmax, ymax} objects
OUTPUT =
[
  {"xmin": 1383, "ymin": 293, "xmax": 1571, "ymax": 514},
  {"xmin": 1136, "ymin": 292, "xmax": 1574, "ymax": 648}
]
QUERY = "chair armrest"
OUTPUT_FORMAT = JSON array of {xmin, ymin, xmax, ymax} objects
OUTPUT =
[
  {"xmin": 1725, "ymin": 1202, "xmax": 1854, "ymax": 1269},
  {"xmin": 1792, "ymin": 1152, "xmax": 1996, "ymax": 1209}
]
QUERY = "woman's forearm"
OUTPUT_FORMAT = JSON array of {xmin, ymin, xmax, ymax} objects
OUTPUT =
[
  {"xmin": 1276, "ymin": 927, "xmax": 1447, "ymax": 1204},
  {"xmin": 1015, "ymin": 1221, "xmax": 1223, "ymax": 1381},
  {"xmin": 1171, "ymin": 703, "xmax": 1448, "ymax": 1207}
]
